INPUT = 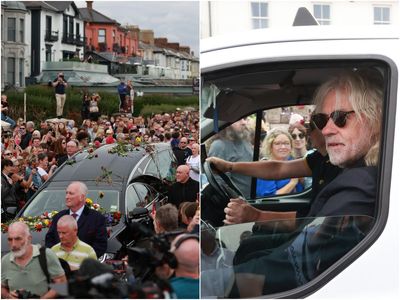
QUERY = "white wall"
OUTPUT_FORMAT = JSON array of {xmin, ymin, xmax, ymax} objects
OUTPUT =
[{"xmin": 201, "ymin": 0, "xmax": 399, "ymax": 38}]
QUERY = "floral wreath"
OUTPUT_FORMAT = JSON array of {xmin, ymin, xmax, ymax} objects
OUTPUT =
[{"xmin": 1, "ymin": 195, "xmax": 122, "ymax": 233}]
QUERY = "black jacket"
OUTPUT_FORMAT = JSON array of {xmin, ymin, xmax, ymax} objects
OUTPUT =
[
  {"xmin": 45, "ymin": 205, "xmax": 108, "ymax": 258},
  {"xmin": 168, "ymin": 177, "xmax": 199, "ymax": 208},
  {"xmin": 1, "ymin": 172, "xmax": 17, "ymax": 208},
  {"xmin": 308, "ymin": 164, "xmax": 377, "ymax": 218}
]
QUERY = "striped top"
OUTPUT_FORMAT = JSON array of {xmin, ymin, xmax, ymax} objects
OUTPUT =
[{"xmin": 51, "ymin": 239, "xmax": 97, "ymax": 270}]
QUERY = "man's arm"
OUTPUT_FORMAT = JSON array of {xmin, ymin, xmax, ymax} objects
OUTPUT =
[
  {"xmin": 1, "ymin": 283, "xmax": 12, "ymax": 299},
  {"xmin": 40, "ymin": 274, "xmax": 66, "ymax": 299},
  {"xmin": 207, "ymin": 157, "xmax": 312, "ymax": 180},
  {"xmin": 224, "ymin": 198, "xmax": 296, "ymax": 225},
  {"xmin": 92, "ymin": 213, "xmax": 108, "ymax": 258},
  {"xmin": 45, "ymin": 214, "xmax": 60, "ymax": 248}
]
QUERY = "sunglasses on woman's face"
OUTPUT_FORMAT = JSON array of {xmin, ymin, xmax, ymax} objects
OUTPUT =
[
  {"xmin": 311, "ymin": 110, "xmax": 355, "ymax": 130},
  {"xmin": 291, "ymin": 133, "xmax": 305, "ymax": 140}
]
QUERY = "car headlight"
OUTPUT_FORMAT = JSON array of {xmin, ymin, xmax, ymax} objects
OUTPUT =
[{"xmin": 98, "ymin": 252, "xmax": 115, "ymax": 263}]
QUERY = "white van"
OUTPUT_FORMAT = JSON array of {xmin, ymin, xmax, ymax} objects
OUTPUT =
[{"xmin": 200, "ymin": 22, "xmax": 399, "ymax": 298}]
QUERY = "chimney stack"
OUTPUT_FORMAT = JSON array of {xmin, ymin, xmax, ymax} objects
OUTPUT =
[{"xmin": 86, "ymin": 1, "xmax": 93, "ymax": 10}]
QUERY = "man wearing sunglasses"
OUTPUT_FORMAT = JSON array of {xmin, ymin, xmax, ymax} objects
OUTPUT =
[{"xmin": 208, "ymin": 69, "xmax": 381, "ymax": 224}]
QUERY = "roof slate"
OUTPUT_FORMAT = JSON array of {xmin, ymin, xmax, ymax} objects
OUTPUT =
[{"xmin": 79, "ymin": 7, "xmax": 118, "ymax": 24}]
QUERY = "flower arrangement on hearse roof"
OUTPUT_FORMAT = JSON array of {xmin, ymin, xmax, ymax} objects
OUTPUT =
[
  {"xmin": 1, "ymin": 193, "xmax": 122, "ymax": 233},
  {"xmin": 1, "ymin": 143, "xmax": 161, "ymax": 233}
]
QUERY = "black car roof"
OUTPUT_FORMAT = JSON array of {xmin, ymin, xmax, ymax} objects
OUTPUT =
[{"xmin": 50, "ymin": 143, "xmax": 169, "ymax": 185}]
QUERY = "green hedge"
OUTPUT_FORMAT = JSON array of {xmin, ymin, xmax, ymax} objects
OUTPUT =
[{"xmin": 5, "ymin": 85, "xmax": 198, "ymax": 125}]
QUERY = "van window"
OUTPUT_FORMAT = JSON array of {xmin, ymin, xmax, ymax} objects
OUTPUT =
[{"xmin": 201, "ymin": 60, "xmax": 395, "ymax": 297}]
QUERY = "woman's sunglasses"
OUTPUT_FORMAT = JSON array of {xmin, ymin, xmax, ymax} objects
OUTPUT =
[
  {"xmin": 291, "ymin": 133, "xmax": 305, "ymax": 140},
  {"xmin": 311, "ymin": 110, "xmax": 355, "ymax": 130}
]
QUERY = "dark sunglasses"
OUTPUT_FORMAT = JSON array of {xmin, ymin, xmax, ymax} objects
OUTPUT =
[
  {"xmin": 311, "ymin": 110, "xmax": 355, "ymax": 130},
  {"xmin": 291, "ymin": 133, "xmax": 305, "ymax": 140}
]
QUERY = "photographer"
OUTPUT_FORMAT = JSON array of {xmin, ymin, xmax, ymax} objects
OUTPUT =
[
  {"xmin": 52, "ymin": 72, "xmax": 68, "ymax": 119},
  {"xmin": 1, "ymin": 222, "xmax": 66, "ymax": 299},
  {"xmin": 169, "ymin": 234, "xmax": 199, "ymax": 299},
  {"xmin": 1, "ymin": 95, "xmax": 16, "ymax": 129}
]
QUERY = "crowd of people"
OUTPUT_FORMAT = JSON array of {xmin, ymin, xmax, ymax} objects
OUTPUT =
[
  {"xmin": 1, "ymin": 95, "xmax": 200, "ymax": 215},
  {"xmin": 1, "ymin": 81, "xmax": 200, "ymax": 298}
]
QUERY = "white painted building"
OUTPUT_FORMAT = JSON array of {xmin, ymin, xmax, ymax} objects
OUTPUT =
[
  {"xmin": 1, "ymin": 1, "xmax": 29, "ymax": 89},
  {"xmin": 24, "ymin": 1, "xmax": 84, "ymax": 77},
  {"xmin": 201, "ymin": 0, "xmax": 399, "ymax": 38}
]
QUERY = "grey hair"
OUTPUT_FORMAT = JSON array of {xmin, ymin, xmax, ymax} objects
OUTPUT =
[
  {"xmin": 58, "ymin": 215, "xmax": 78, "ymax": 230},
  {"xmin": 313, "ymin": 69, "xmax": 383, "ymax": 166},
  {"xmin": 261, "ymin": 128, "xmax": 293, "ymax": 159},
  {"xmin": 26, "ymin": 121, "xmax": 35, "ymax": 129},
  {"xmin": 69, "ymin": 181, "xmax": 88, "ymax": 196},
  {"xmin": 9, "ymin": 221, "xmax": 31, "ymax": 237}
]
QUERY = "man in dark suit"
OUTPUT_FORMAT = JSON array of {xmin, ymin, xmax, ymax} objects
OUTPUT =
[{"xmin": 45, "ymin": 181, "xmax": 107, "ymax": 258}]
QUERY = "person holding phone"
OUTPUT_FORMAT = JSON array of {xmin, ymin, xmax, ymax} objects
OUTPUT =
[{"xmin": 52, "ymin": 72, "xmax": 68, "ymax": 118}]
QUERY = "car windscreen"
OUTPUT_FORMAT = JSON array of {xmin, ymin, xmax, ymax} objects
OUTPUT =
[
  {"xmin": 201, "ymin": 215, "xmax": 374, "ymax": 298},
  {"xmin": 21, "ymin": 190, "xmax": 120, "ymax": 217}
]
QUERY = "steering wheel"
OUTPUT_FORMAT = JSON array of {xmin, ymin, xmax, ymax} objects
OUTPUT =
[
  {"xmin": 202, "ymin": 160, "xmax": 246, "ymax": 227},
  {"xmin": 203, "ymin": 160, "xmax": 246, "ymax": 203}
]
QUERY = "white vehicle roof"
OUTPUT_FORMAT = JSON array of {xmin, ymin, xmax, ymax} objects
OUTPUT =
[{"xmin": 201, "ymin": 25, "xmax": 400, "ymax": 53}]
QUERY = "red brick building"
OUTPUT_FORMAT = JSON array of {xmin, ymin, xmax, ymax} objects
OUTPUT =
[{"xmin": 79, "ymin": 1, "xmax": 139, "ymax": 57}]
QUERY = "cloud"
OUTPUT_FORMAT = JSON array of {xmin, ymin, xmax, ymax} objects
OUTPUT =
[{"xmin": 76, "ymin": 1, "xmax": 199, "ymax": 56}]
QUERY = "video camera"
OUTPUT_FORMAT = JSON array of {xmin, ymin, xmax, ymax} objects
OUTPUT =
[
  {"xmin": 65, "ymin": 257, "xmax": 174, "ymax": 298},
  {"xmin": 125, "ymin": 220, "xmax": 185, "ymax": 281}
]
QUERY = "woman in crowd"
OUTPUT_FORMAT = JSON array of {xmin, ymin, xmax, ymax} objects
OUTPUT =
[
  {"xmin": 55, "ymin": 122, "xmax": 68, "ymax": 139},
  {"xmin": 89, "ymin": 93, "xmax": 101, "ymax": 122},
  {"xmin": 186, "ymin": 143, "xmax": 200, "ymax": 182},
  {"xmin": 256, "ymin": 128, "xmax": 303, "ymax": 197},
  {"xmin": 288, "ymin": 122, "xmax": 312, "ymax": 189},
  {"xmin": 53, "ymin": 137, "xmax": 67, "ymax": 162},
  {"xmin": 288, "ymin": 122, "xmax": 308, "ymax": 159}
]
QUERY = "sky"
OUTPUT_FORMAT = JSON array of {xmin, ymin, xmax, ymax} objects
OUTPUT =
[{"xmin": 75, "ymin": 0, "xmax": 199, "ymax": 56}]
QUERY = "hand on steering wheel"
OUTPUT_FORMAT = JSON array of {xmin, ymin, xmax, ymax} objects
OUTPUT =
[{"xmin": 203, "ymin": 159, "xmax": 245, "ymax": 201}]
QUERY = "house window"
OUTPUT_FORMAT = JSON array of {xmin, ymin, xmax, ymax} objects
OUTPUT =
[
  {"xmin": 1, "ymin": 14, "xmax": 4, "ymax": 41},
  {"xmin": 98, "ymin": 29, "xmax": 106, "ymax": 43},
  {"xmin": 313, "ymin": 4, "xmax": 331, "ymax": 25},
  {"xmin": 374, "ymin": 7, "xmax": 390, "ymax": 24},
  {"xmin": 251, "ymin": 1, "xmax": 268, "ymax": 29},
  {"xmin": 7, "ymin": 57, "xmax": 15, "ymax": 85},
  {"xmin": 69, "ymin": 16, "xmax": 74, "ymax": 37},
  {"xmin": 19, "ymin": 19, "xmax": 24, "ymax": 43},
  {"xmin": 45, "ymin": 45, "xmax": 52, "ymax": 62},
  {"xmin": 7, "ymin": 18, "xmax": 16, "ymax": 41},
  {"xmin": 112, "ymin": 30, "xmax": 115, "ymax": 42},
  {"xmin": 19, "ymin": 58, "xmax": 24, "ymax": 86},
  {"xmin": 63, "ymin": 15, "xmax": 68, "ymax": 39},
  {"xmin": 46, "ymin": 16, "xmax": 52, "ymax": 37},
  {"xmin": 76, "ymin": 23, "xmax": 80, "ymax": 41}
]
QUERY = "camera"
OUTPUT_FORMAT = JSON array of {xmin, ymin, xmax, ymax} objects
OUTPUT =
[
  {"xmin": 125, "ymin": 222, "xmax": 184, "ymax": 281},
  {"xmin": 16, "ymin": 289, "xmax": 39, "ymax": 299}
]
